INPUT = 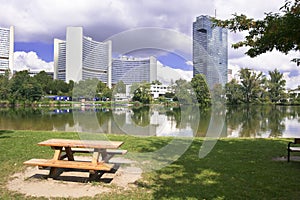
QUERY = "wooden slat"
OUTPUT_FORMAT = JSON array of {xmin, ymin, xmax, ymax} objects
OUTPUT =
[
  {"xmin": 289, "ymin": 147, "xmax": 300, "ymax": 152},
  {"xmin": 66, "ymin": 148, "xmax": 127, "ymax": 155},
  {"xmin": 24, "ymin": 159, "xmax": 114, "ymax": 171},
  {"xmin": 38, "ymin": 139, "xmax": 123, "ymax": 149}
]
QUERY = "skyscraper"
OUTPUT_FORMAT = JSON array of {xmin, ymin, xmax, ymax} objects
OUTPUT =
[
  {"xmin": 193, "ymin": 15, "xmax": 228, "ymax": 89},
  {"xmin": 112, "ymin": 56, "xmax": 157, "ymax": 85},
  {"xmin": 54, "ymin": 27, "xmax": 112, "ymax": 88},
  {"xmin": 0, "ymin": 26, "xmax": 14, "ymax": 76}
]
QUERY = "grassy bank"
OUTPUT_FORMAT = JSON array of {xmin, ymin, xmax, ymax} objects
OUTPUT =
[{"xmin": 0, "ymin": 130, "xmax": 299, "ymax": 199}]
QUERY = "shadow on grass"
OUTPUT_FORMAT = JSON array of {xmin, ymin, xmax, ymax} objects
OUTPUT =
[
  {"xmin": 0, "ymin": 130, "xmax": 14, "ymax": 139},
  {"xmin": 146, "ymin": 139, "xmax": 300, "ymax": 200}
]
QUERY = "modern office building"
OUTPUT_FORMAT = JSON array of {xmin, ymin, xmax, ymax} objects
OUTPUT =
[
  {"xmin": 112, "ymin": 56, "xmax": 157, "ymax": 85},
  {"xmin": 54, "ymin": 27, "xmax": 112, "ymax": 88},
  {"xmin": 0, "ymin": 26, "xmax": 14, "ymax": 76},
  {"xmin": 193, "ymin": 15, "xmax": 228, "ymax": 89}
]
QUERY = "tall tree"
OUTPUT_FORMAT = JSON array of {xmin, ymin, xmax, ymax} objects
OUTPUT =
[
  {"xmin": 173, "ymin": 79, "xmax": 193, "ymax": 104},
  {"xmin": 239, "ymin": 68, "xmax": 264, "ymax": 103},
  {"xmin": 225, "ymin": 79, "xmax": 243, "ymax": 105},
  {"xmin": 267, "ymin": 69, "xmax": 287, "ymax": 103},
  {"xmin": 213, "ymin": 0, "xmax": 300, "ymax": 65},
  {"xmin": 191, "ymin": 74, "xmax": 211, "ymax": 106}
]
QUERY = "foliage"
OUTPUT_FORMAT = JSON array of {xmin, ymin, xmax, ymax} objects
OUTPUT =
[
  {"xmin": 151, "ymin": 80, "xmax": 162, "ymax": 85},
  {"xmin": 9, "ymin": 71, "xmax": 43, "ymax": 102},
  {"xmin": 73, "ymin": 78, "xmax": 99, "ymax": 100},
  {"xmin": 225, "ymin": 79, "xmax": 243, "ymax": 104},
  {"xmin": 173, "ymin": 79, "xmax": 193, "ymax": 104},
  {"xmin": 267, "ymin": 68, "xmax": 287, "ymax": 103},
  {"xmin": 97, "ymin": 81, "xmax": 112, "ymax": 100},
  {"xmin": 213, "ymin": 0, "xmax": 300, "ymax": 64},
  {"xmin": 113, "ymin": 80, "xmax": 126, "ymax": 94},
  {"xmin": 191, "ymin": 74, "xmax": 212, "ymax": 106},
  {"xmin": 211, "ymin": 83, "xmax": 226, "ymax": 105},
  {"xmin": 239, "ymin": 68, "xmax": 265, "ymax": 103},
  {"xmin": 132, "ymin": 83, "xmax": 152, "ymax": 104}
]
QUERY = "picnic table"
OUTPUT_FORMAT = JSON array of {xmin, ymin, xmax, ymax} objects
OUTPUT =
[{"xmin": 24, "ymin": 139, "xmax": 127, "ymax": 179}]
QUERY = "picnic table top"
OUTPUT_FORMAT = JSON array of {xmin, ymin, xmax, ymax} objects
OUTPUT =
[{"xmin": 38, "ymin": 139, "xmax": 123, "ymax": 149}]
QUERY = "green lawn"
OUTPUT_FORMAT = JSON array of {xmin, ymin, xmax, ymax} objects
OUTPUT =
[{"xmin": 0, "ymin": 130, "xmax": 299, "ymax": 199}]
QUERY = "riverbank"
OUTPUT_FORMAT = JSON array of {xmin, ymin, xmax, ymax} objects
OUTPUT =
[{"xmin": 0, "ymin": 130, "xmax": 299, "ymax": 199}]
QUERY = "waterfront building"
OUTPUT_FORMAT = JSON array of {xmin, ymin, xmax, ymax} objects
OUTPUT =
[
  {"xmin": 54, "ymin": 27, "xmax": 112, "ymax": 88},
  {"xmin": 150, "ymin": 84, "xmax": 172, "ymax": 99},
  {"xmin": 112, "ymin": 56, "xmax": 157, "ymax": 85},
  {"xmin": 193, "ymin": 15, "xmax": 228, "ymax": 88},
  {"xmin": 0, "ymin": 26, "xmax": 14, "ymax": 75}
]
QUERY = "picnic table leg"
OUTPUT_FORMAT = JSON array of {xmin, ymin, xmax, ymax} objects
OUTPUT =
[
  {"xmin": 49, "ymin": 146, "xmax": 63, "ymax": 178},
  {"xmin": 65, "ymin": 147, "xmax": 74, "ymax": 161},
  {"xmin": 89, "ymin": 150, "xmax": 101, "ymax": 180}
]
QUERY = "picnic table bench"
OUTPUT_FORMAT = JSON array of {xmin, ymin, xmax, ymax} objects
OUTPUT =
[
  {"xmin": 287, "ymin": 138, "xmax": 300, "ymax": 162},
  {"xmin": 23, "ymin": 139, "xmax": 127, "ymax": 179}
]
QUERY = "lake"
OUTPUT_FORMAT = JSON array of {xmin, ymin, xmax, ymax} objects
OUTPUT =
[{"xmin": 0, "ymin": 105, "xmax": 299, "ymax": 138}]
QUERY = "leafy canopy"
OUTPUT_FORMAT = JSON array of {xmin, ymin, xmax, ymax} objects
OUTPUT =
[{"xmin": 213, "ymin": 0, "xmax": 300, "ymax": 64}]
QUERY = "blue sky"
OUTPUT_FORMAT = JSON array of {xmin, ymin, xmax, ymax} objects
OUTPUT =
[{"xmin": 1, "ymin": 0, "xmax": 299, "ymax": 88}]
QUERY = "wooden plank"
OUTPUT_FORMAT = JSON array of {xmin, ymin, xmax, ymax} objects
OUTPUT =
[
  {"xmin": 23, "ymin": 159, "xmax": 114, "ymax": 171},
  {"xmin": 289, "ymin": 147, "xmax": 300, "ymax": 152},
  {"xmin": 38, "ymin": 139, "xmax": 123, "ymax": 149},
  {"xmin": 66, "ymin": 148, "xmax": 127, "ymax": 155}
]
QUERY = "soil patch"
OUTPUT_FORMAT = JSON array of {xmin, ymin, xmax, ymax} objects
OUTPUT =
[{"xmin": 7, "ymin": 157, "xmax": 142, "ymax": 198}]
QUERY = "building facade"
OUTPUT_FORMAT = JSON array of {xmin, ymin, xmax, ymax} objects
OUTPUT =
[
  {"xmin": 112, "ymin": 56, "xmax": 157, "ymax": 85},
  {"xmin": 193, "ymin": 15, "xmax": 228, "ymax": 89},
  {"xmin": 54, "ymin": 27, "xmax": 112, "ymax": 88},
  {"xmin": 0, "ymin": 26, "xmax": 14, "ymax": 76}
]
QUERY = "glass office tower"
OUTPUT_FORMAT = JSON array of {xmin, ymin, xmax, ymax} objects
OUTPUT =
[
  {"xmin": 193, "ymin": 15, "xmax": 228, "ymax": 89},
  {"xmin": 0, "ymin": 26, "xmax": 14, "ymax": 75}
]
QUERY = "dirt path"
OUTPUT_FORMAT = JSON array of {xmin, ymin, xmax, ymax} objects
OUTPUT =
[{"xmin": 7, "ymin": 157, "xmax": 142, "ymax": 198}]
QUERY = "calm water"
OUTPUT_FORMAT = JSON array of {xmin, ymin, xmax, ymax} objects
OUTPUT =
[{"xmin": 0, "ymin": 105, "xmax": 299, "ymax": 138}]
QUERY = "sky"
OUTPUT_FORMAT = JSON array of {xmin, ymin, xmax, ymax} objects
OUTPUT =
[{"xmin": 1, "ymin": 0, "xmax": 299, "ymax": 88}]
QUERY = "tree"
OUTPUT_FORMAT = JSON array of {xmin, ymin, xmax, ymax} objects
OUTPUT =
[
  {"xmin": 132, "ymin": 83, "xmax": 152, "ymax": 104},
  {"xmin": 113, "ymin": 81, "xmax": 126, "ymax": 94},
  {"xmin": 173, "ymin": 79, "xmax": 193, "ymax": 104},
  {"xmin": 191, "ymin": 74, "xmax": 211, "ymax": 106},
  {"xmin": 213, "ymin": 0, "xmax": 300, "ymax": 64},
  {"xmin": 33, "ymin": 71, "xmax": 53, "ymax": 94},
  {"xmin": 151, "ymin": 80, "xmax": 162, "ymax": 85},
  {"xmin": 225, "ymin": 79, "xmax": 243, "ymax": 105},
  {"xmin": 211, "ymin": 83, "xmax": 226, "ymax": 104},
  {"xmin": 267, "ymin": 69, "xmax": 287, "ymax": 103},
  {"xmin": 97, "ymin": 81, "xmax": 112, "ymax": 100},
  {"xmin": 9, "ymin": 70, "xmax": 42, "ymax": 102},
  {"xmin": 0, "ymin": 70, "xmax": 10, "ymax": 100},
  {"xmin": 239, "ymin": 68, "xmax": 266, "ymax": 103}
]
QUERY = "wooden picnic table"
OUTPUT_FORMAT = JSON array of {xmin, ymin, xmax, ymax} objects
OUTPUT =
[{"xmin": 24, "ymin": 139, "xmax": 126, "ymax": 179}]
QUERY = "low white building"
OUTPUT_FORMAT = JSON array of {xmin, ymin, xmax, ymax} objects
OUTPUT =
[{"xmin": 150, "ymin": 84, "xmax": 172, "ymax": 99}]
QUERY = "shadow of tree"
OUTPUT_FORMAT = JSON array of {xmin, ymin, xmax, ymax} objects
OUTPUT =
[{"xmin": 142, "ymin": 139, "xmax": 300, "ymax": 199}]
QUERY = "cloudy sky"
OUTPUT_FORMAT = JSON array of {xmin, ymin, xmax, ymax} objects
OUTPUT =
[{"xmin": 1, "ymin": 0, "xmax": 299, "ymax": 88}]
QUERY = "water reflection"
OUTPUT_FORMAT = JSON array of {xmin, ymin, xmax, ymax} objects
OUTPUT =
[{"xmin": 0, "ymin": 105, "xmax": 299, "ymax": 138}]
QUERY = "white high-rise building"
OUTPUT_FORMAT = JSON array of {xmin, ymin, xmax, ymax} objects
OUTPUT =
[
  {"xmin": 54, "ymin": 27, "xmax": 112, "ymax": 88},
  {"xmin": 0, "ymin": 26, "xmax": 14, "ymax": 76},
  {"xmin": 112, "ymin": 56, "xmax": 157, "ymax": 85}
]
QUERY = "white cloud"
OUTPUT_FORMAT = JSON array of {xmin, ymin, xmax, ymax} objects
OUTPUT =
[
  {"xmin": 157, "ymin": 61, "xmax": 192, "ymax": 84},
  {"xmin": 1, "ymin": 0, "xmax": 298, "ymax": 89},
  {"xmin": 14, "ymin": 51, "xmax": 53, "ymax": 72}
]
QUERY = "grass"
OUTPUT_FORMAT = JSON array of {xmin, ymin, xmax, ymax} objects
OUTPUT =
[{"xmin": 0, "ymin": 130, "xmax": 300, "ymax": 199}]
